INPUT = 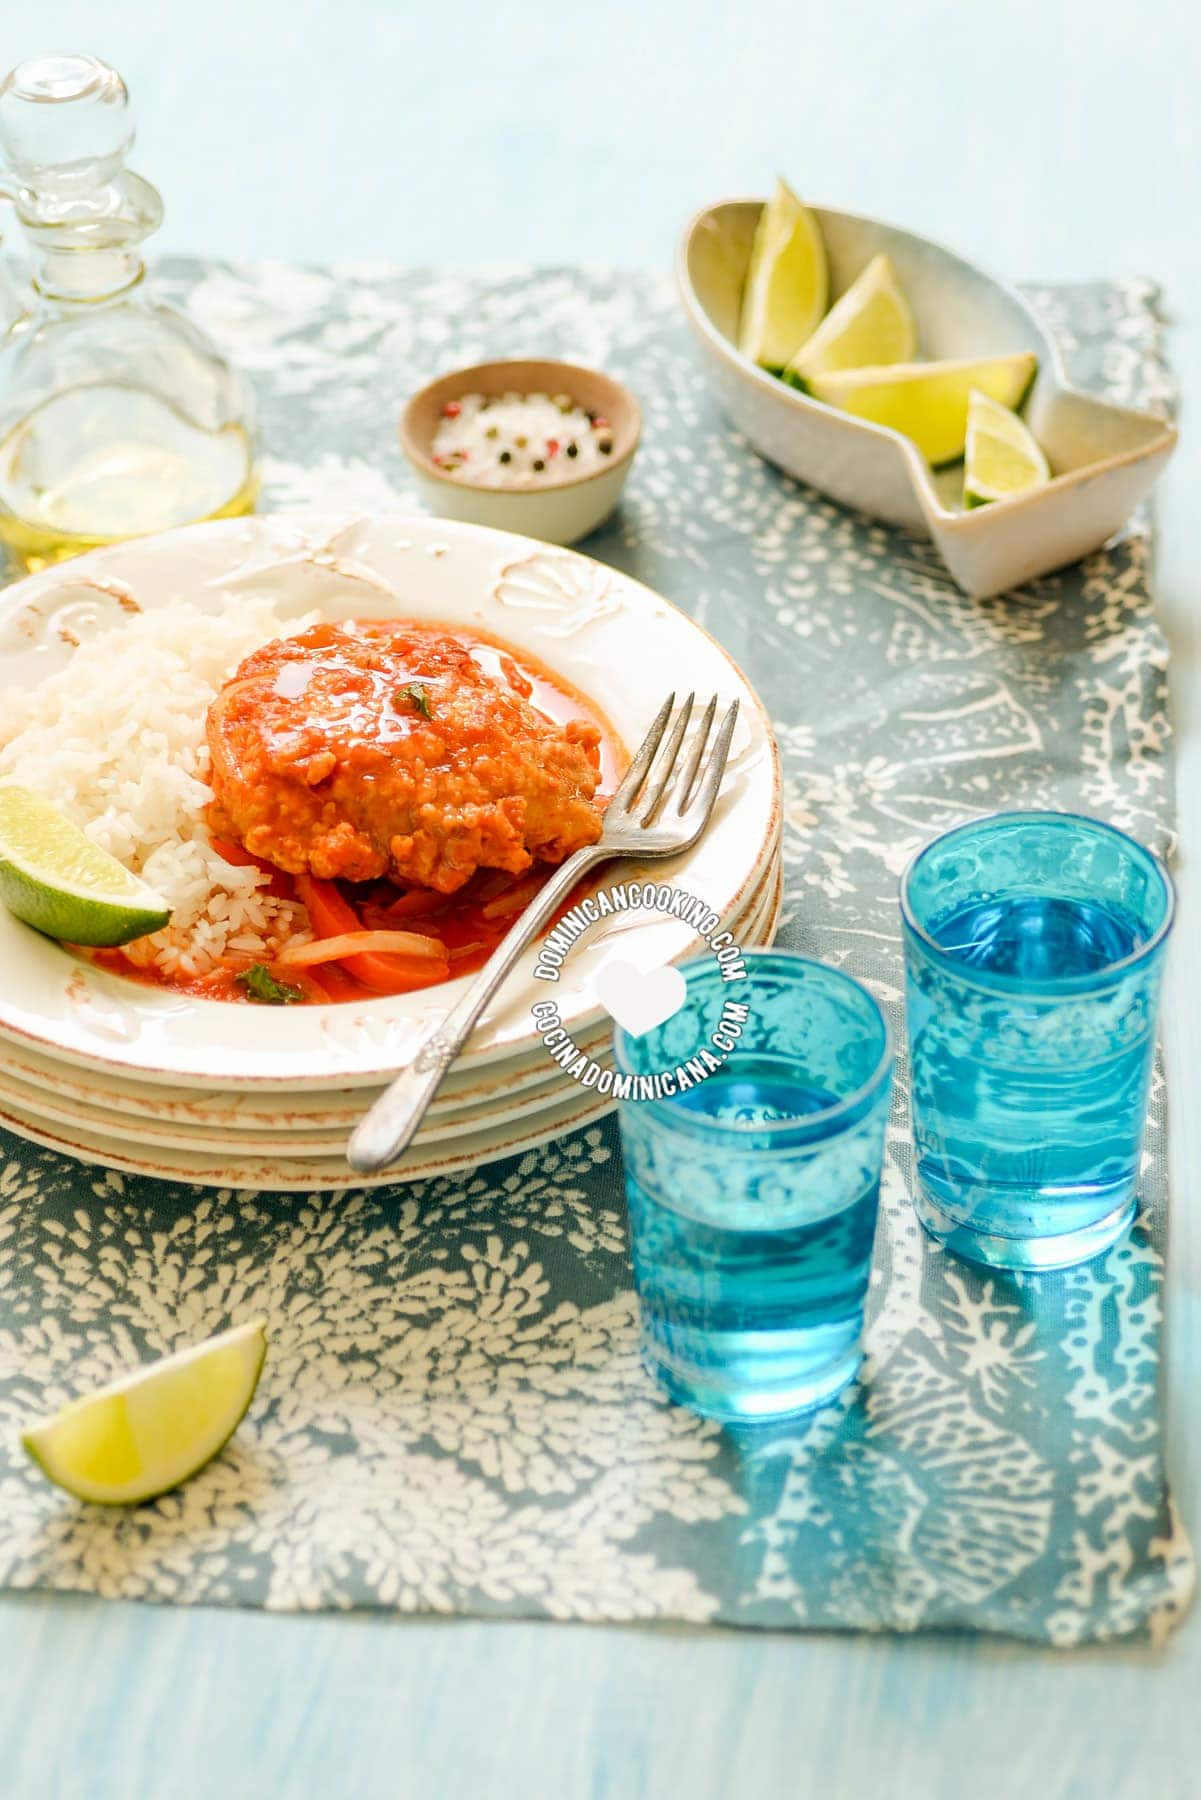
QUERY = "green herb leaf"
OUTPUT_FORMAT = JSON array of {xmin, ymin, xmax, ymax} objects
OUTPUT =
[
  {"xmin": 396, "ymin": 682, "xmax": 432, "ymax": 719},
  {"xmin": 235, "ymin": 963, "xmax": 304, "ymax": 1005}
]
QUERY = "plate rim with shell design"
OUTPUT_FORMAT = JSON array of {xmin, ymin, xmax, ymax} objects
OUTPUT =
[{"xmin": 0, "ymin": 513, "xmax": 781, "ymax": 1089}]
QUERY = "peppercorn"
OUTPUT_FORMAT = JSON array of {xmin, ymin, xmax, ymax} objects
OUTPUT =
[
  {"xmin": 566, "ymin": 442, "xmax": 578, "ymax": 458},
  {"xmin": 499, "ymin": 450, "xmax": 512, "ymax": 464},
  {"xmin": 599, "ymin": 440, "xmax": 613, "ymax": 455},
  {"xmin": 533, "ymin": 458, "xmax": 546, "ymax": 472}
]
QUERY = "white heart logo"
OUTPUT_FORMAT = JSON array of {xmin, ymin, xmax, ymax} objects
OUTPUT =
[{"xmin": 595, "ymin": 958, "xmax": 687, "ymax": 1037}]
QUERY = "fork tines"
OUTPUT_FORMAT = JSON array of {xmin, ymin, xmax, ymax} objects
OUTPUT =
[{"xmin": 610, "ymin": 691, "xmax": 739, "ymax": 829}]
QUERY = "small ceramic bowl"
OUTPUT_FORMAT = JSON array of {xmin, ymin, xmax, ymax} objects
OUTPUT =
[
  {"xmin": 400, "ymin": 358, "xmax": 641, "ymax": 546},
  {"xmin": 678, "ymin": 199, "xmax": 1177, "ymax": 596}
]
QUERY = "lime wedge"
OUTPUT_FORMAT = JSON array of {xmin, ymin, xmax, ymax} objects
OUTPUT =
[
  {"xmin": 738, "ymin": 178, "xmax": 829, "ymax": 371},
  {"xmin": 0, "ymin": 785, "xmax": 170, "ymax": 947},
  {"xmin": 786, "ymin": 253, "xmax": 917, "ymax": 384},
  {"xmin": 807, "ymin": 352, "xmax": 1038, "ymax": 466},
  {"xmin": 22, "ymin": 1319, "xmax": 268, "ymax": 1505},
  {"xmin": 963, "ymin": 386, "xmax": 1050, "ymax": 507}
]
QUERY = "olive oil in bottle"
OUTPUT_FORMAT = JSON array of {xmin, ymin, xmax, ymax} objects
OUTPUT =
[{"xmin": 0, "ymin": 54, "xmax": 258, "ymax": 571}]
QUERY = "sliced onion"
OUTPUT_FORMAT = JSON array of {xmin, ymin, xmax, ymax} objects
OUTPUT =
[
  {"xmin": 277, "ymin": 929, "xmax": 446, "ymax": 968},
  {"xmin": 481, "ymin": 875, "xmax": 545, "ymax": 920}
]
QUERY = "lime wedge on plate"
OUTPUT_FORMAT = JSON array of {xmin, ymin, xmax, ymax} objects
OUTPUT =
[
  {"xmin": 738, "ymin": 177, "xmax": 829, "ymax": 371},
  {"xmin": 785, "ymin": 253, "xmax": 917, "ymax": 384},
  {"xmin": 22, "ymin": 1319, "xmax": 268, "ymax": 1505},
  {"xmin": 964, "ymin": 386, "xmax": 1050, "ymax": 506},
  {"xmin": 807, "ymin": 351, "xmax": 1037, "ymax": 466},
  {"xmin": 0, "ymin": 785, "xmax": 170, "ymax": 946}
]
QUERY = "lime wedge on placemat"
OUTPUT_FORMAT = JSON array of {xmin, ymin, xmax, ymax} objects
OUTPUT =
[
  {"xmin": 22, "ymin": 1320, "xmax": 267, "ymax": 1505},
  {"xmin": 808, "ymin": 351, "xmax": 1037, "ymax": 465},
  {"xmin": 0, "ymin": 785, "xmax": 170, "ymax": 946},
  {"xmin": 963, "ymin": 386, "xmax": 1051, "ymax": 506},
  {"xmin": 738, "ymin": 177, "xmax": 829, "ymax": 371},
  {"xmin": 785, "ymin": 252, "xmax": 917, "ymax": 384}
]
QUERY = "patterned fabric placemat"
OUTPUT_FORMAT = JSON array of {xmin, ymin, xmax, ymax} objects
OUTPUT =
[{"xmin": 0, "ymin": 263, "xmax": 1191, "ymax": 1643}]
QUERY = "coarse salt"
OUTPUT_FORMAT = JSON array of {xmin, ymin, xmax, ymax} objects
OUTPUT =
[{"xmin": 431, "ymin": 391, "xmax": 614, "ymax": 488}]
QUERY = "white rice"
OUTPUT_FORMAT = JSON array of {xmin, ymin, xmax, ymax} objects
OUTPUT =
[{"xmin": 0, "ymin": 596, "xmax": 319, "ymax": 978}]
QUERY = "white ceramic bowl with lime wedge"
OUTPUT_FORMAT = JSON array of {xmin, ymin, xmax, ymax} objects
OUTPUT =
[{"xmin": 678, "ymin": 197, "xmax": 1176, "ymax": 596}]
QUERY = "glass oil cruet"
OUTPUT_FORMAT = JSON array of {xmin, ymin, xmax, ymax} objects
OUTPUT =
[{"xmin": 0, "ymin": 52, "xmax": 257, "ymax": 571}]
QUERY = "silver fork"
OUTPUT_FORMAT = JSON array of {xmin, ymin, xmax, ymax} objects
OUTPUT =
[{"xmin": 347, "ymin": 691, "xmax": 739, "ymax": 1172}]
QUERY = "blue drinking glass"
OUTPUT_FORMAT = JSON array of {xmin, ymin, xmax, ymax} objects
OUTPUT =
[
  {"xmin": 901, "ymin": 810, "xmax": 1174, "ymax": 1272},
  {"xmin": 612, "ymin": 950, "xmax": 894, "ymax": 1424}
]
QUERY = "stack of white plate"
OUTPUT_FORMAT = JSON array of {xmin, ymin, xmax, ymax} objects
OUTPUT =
[{"xmin": 0, "ymin": 515, "xmax": 782, "ymax": 1189}]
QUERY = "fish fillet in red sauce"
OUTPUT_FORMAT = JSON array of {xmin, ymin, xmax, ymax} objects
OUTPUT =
[{"xmin": 205, "ymin": 619, "xmax": 604, "ymax": 893}]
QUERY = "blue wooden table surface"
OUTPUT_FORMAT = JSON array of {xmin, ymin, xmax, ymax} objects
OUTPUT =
[{"xmin": 5, "ymin": 1, "xmax": 1201, "ymax": 1793}]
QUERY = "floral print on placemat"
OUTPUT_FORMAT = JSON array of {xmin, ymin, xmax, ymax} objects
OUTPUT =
[{"xmin": 0, "ymin": 265, "xmax": 1190, "ymax": 1642}]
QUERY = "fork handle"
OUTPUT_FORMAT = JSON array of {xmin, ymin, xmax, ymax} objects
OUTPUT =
[{"xmin": 347, "ymin": 844, "xmax": 610, "ymax": 1173}]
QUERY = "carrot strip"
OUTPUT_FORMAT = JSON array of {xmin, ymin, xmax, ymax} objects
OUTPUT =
[
  {"xmin": 291, "ymin": 874, "xmax": 455, "ymax": 991},
  {"xmin": 295, "ymin": 874, "xmax": 362, "ymax": 937},
  {"xmin": 379, "ymin": 888, "xmax": 449, "ymax": 920},
  {"xmin": 211, "ymin": 836, "xmax": 287, "ymax": 881},
  {"xmin": 211, "ymin": 837, "xmax": 259, "ymax": 868},
  {"xmin": 346, "ymin": 953, "xmax": 452, "ymax": 995},
  {"xmin": 278, "ymin": 929, "xmax": 446, "ymax": 969}
]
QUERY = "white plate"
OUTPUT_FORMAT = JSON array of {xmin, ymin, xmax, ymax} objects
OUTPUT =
[
  {"xmin": 0, "ymin": 869, "xmax": 783, "ymax": 1186},
  {"xmin": 0, "ymin": 1010, "xmax": 612, "ymax": 1126},
  {"xmin": 0, "ymin": 840, "xmax": 780, "ymax": 1131},
  {"xmin": 0, "ymin": 1046, "xmax": 585, "ymax": 1153},
  {"xmin": 0, "ymin": 1077, "xmax": 616, "ymax": 1190},
  {"xmin": 0, "ymin": 864, "xmax": 781, "ymax": 1157},
  {"xmin": 0, "ymin": 513, "xmax": 780, "ymax": 1088}
]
